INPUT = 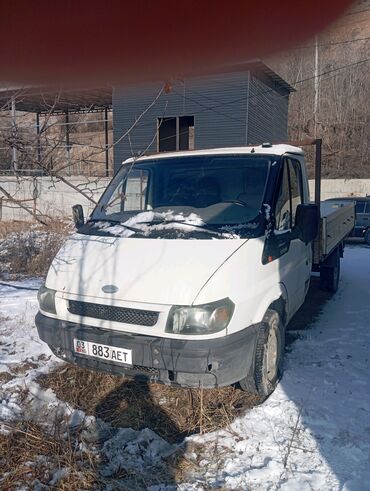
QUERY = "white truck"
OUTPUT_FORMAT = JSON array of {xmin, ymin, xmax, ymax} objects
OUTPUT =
[{"xmin": 36, "ymin": 143, "xmax": 354, "ymax": 397}]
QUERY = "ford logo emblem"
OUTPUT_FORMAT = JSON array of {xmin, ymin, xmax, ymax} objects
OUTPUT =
[{"xmin": 102, "ymin": 285, "xmax": 119, "ymax": 294}]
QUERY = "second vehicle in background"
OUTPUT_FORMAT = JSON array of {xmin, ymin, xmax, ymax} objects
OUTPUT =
[{"xmin": 326, "ymin": 196, "xmax": 370, "ymax": 245}]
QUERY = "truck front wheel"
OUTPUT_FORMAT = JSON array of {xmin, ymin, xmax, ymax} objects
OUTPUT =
[{"xmin": 239, "ymin": 309, "xmax": 285, "ymax": 398}]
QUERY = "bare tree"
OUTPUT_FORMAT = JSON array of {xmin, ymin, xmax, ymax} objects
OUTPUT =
[
  {"xmin": 269, "ymin": 29, "xmax": 370, "ymax": 178},
  {"xmin": 0, "ymin": 85, "xmax": 166, "ymax": 224}
]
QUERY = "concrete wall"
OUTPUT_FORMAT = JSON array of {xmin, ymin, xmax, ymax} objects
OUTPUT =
[
  {"xmin": 1, "ymin": 176, "xmax": 369, "ymax": 221},
  {"xmin": 0, "ymin": 176, "xmax": 110, "ymax": 221},
  {"xmin": 308, "ymin": 179, "xmax": 370, "ymax": 200}
]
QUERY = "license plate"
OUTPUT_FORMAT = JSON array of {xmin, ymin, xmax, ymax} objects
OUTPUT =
[{"xmin": 73, "ymin": 339, "xmax": 132, "ymax": 365}]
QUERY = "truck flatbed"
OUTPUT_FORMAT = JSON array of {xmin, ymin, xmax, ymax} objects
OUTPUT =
[{"xmin": 313, "ymin": 201, "xmax": 355, "ymax": 265}]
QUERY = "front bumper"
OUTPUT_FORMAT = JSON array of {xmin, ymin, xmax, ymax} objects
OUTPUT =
[{"xmin": 35, "ymin": 312, "xmax": 258, "ymax": 388}]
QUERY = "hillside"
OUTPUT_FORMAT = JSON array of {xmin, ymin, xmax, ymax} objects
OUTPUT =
[{"xmin": 268, "ymin": 0, "xmax": 370, "ymax": 178}]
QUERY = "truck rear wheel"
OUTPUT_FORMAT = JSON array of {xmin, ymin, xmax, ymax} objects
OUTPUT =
[
  {"xmin": 239, "ymin": 309, "xmax": 285, "ymax": 398},
  {"xmin": 320, "ymin": 247, "xmax": 340, "ymax": 293}
]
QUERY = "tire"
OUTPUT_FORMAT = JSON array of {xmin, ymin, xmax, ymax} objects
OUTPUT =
[
  {"xmin": 320, "ymin": 248, "xmax": 340, "ymax": 293},
  {"xmin": 365, "ymin": 229, "xmax": 370, "ymax": 245},
  {"xmin": 239, "ymin": 309, "xmax": 285, "ymax": 398}
]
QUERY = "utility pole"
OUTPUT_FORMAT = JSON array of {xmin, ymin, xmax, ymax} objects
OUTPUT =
[
  {"xmin": 65, "ymin": 110, "xmax": 71, "ymax": 175},
  {"xmin": 11, "ymin": 97, "xmax": 18, "ymax": 171},
  {"xmin": 314, "ymin": 35, "xmax": 320, "ymax": 138}
]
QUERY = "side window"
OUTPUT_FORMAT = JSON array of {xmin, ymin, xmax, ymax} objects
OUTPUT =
[
  {"xmin": 123, "ymin": 170, "xmax": 149, "ymax": 211},
  {"xmin": 274, "ymin": 159, "xmax": 303, "ymax": 231},
  {"xmin": 355, "ymin": 201, "xmax": 366, "ymax": 214},
  {"xmin": 275, "ymin": 161, "xmax": 291, "ymax": 231},
  {"xmin": 103, "ymin": 181, "xmax": 125, "ymax": 215},
  {"xmin": 288, "ymin": 159, "xmax": 303, "ymax": 227},
  {"xmin": 104, "ymin": 169, "xmax": 149, "ymax": 215}
]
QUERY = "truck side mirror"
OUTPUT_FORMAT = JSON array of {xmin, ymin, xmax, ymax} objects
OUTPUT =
[
  {"xmin": 72, "ymin": 204, "xmax": 84, "ymax": 229},
  {"xmin": 295, "ymin": 203, "xmax": 319, "ymax": 244}
]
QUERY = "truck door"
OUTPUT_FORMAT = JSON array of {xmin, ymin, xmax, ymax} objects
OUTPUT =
[
  {"xmin": 273, "ymin": 158, "xmax": 310, "ymax": 315},
  {"xmin": 288, "ymin": 158, "xmax": 312, "ymax": 299}
]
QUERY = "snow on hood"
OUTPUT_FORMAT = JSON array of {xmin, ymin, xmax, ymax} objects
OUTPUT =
[
  {"xmin": 46, "ymin": 233, "xmax": 247, "ymax": 305},
  {"xmin": 90, "ymin": 210, "xmax": 240, "ymax": 239}
]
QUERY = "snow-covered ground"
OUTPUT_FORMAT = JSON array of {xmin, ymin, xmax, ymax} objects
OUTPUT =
[{"xmin": 1, "ymin": 245, "xmax": 369, "ymax": 490}]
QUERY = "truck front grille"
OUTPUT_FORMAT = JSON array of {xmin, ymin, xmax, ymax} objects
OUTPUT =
[
  {"xmin": 133, "ymin": 365, "xmax": 159, "ymax": 375},
  {"xmin": 68, "ymin": 300, "xmax": 159, "ymax": 327}
]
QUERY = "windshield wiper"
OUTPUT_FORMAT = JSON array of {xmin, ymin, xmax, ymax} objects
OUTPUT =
[
  {"xmin": 87, "ymin": 218, "xmax": 144, "ymax": 234},
  {"xmin": 137, "ymin": 219, "xmax": 226, "ymax": 237}
]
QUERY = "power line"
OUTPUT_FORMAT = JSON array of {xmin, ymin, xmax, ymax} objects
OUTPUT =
[
  {"xmin": 172, "ymin": 89, "xmax": 248, "ymax": 124},
  {"xmin": 292, "ymin": 35, "xmax": 370, "ymax": 50},
  {"xmin": 294, "ymin": 56, "xmax": 370, "ymax": 86}
]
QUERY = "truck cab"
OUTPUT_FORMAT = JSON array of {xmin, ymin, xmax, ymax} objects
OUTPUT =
[{"xmin": 36, "ymin": 144, "xmax": 321, "ymax": 397}]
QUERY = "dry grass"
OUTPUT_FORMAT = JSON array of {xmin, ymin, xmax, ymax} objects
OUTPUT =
[
  {"xmin": 0, "ymin": 371, "xmax": 15, "ymax": 384},
  {"xmin": 4, "ymin": 363, "xmax": 258, "ymax": 488},
  {"xmin": 0, "ymin": 220, "xmax": 30, "ymax": 238},
  {"xmin": 0, "ymin": 219, "xmax": 70, "ymax": 238},
  {"xmin": 0, "ymin": 419, "xmax": 189, "ymax": 490},
  {"xmin": 0, "ymin": 421, "xmax": 98, "ymax": 490},
  {"xmin": 0, "ymin": 220, "xmax": 71, "ymax": 278},
  {"xmin": 1, "ymin": 341, "xmax": 261, "ymax": 489},
  {"xmin": 38, "ymin": 365, "xmax": 262, "ymax": 444}
]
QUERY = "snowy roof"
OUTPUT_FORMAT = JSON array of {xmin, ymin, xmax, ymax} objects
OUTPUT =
[{"xmin": 122, "ymin": 144, "xmax": 304, "ymax": 165}]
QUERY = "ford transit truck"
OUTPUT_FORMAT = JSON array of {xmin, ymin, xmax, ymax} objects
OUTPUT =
[{"xmin": 35, "ymin": 143, "xmax": 355, "ymax": 397}]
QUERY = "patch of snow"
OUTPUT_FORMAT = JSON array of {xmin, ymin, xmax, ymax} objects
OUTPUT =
[
  {"xmin": 101, "ymin": 427, "xmax": 175, "ymax": 477},
  {"xmin": 220, "ymin": 221, "xmax": 258, "ymax": 238},
  {"xmin": 0, "ymin": 279, "xmax": 81, "ymax": 432},
  {"xmin": 48, "ymin": 467, "xmax": 70, "ymax": 486},
  {"xmin": 263, "ymin": 203, "xmax": 271, "ymax": 221},
  {"xmin": 0, "ymin": 278, "xmax": 47, "ymax": 367},
  {"xmin": 92, "ymin": 221, "xmax": 135, "ymax": 238},
  {"xmin": 92, "ymin": 211, "xmax": 237, "ymax": 239}
]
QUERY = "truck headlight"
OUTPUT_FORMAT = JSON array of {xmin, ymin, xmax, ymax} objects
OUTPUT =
[
  {"xmin": 38, "ymin": 285, "xmax": 56, "ymax": 314},
  {"xmin": 166, "ymin": 298, "xmax": 234, "ymax": 335}
]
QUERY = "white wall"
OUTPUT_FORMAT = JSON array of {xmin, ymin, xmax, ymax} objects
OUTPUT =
[
  {"xmin": 1, "ymin": 176, "xmax": 369, "ymax": 221},
  {"xmin": 0, "ymin": 176, "xmax": 110, "ymax": 221},
  {"xmin": 308, "ymin": 179, "xmax": 370, "ymax": 201}
]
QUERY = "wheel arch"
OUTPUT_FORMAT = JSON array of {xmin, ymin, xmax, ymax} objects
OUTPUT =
[
  {"xmin": 269, "ymin": 297, "xmax": 288, "ymax": 326},
  {"xmin": 252, "ymin": 282, "xmax": 289, "ymax": 325}
]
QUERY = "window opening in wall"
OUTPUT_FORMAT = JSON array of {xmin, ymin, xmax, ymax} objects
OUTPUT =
[{"xmin": 158, "ymin": 116, "xmax": 194, "ymax": 152}]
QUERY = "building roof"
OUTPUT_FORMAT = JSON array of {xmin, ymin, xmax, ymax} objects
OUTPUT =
[
  {"xmin": 0, "ymin": 60, "xmax": 292, "ymax": 114},
  {"xmin": 220, "ymin": 59, "xmax": 295, "ymax": 93},
  {"xmin": 0, "ymin": 85, "xmax": 112, "ymax": 113}
]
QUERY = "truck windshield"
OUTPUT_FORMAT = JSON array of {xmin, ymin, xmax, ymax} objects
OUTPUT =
[{"xmin": 89, "ymin": 154, "xmax": 272, "ymax": 239}]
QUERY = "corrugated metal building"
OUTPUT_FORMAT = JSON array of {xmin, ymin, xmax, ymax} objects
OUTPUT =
[{"xmin": 113, "ymin": 61, "xmax": 294, "ymax": 172}]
